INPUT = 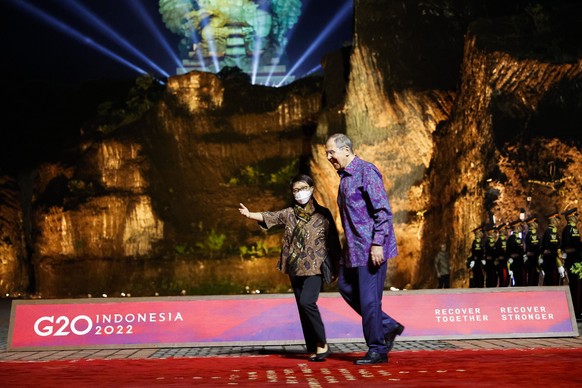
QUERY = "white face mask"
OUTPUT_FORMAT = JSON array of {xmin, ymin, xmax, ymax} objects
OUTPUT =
[{"xmin": 294, "ymin": 189, "xmax": 312, "ymax": 205}]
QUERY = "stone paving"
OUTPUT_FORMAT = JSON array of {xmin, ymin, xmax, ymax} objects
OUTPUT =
[{"xmin": 2, "ymin": 323, "xmax": 582, "ymax": 362}]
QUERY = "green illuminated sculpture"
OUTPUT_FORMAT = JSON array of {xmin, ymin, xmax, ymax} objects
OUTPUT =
[{"xmin": 159, "ymin": 0, "xmax": 301, "ymax": 82}]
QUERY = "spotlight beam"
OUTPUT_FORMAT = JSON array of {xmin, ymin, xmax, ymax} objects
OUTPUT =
[
  {"xmin": 265, "ymin": 20, "xmax": 300, "ymax": 85},
  {"xmin": 265, "ymin": 0, "xmax": 316, "ymax": 85},
  {"xmin": 64, "ymin": 0, "xmax": 170, "ymax": 77},
  {"xmin": 251, "ymin": 36, "xmax": 264, "ymax": 84},
  {"xmin": 189, "ymin": 33, "xmax": 208, "ymax": 71},
  {"xmin": 205, "ymin": 36, "xmax": 221, "ymax": 73},
  {"xmin": 304, "ymin": 64, "xmax": 322, "ymax": 77},
  {"xmin": 128, "ymin": 0, "xmax": 185, "ymax": 74},
  {"xmin": 8, "ymin": 0, "xmax": 149, "ymax": 77},
  {"xmin": 277, "ymin": 1, "xmax": 352, "ymax": 87}
]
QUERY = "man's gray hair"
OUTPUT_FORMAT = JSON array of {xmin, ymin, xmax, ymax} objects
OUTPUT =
[{"xmin": 328, "ymin": 133, "xmax": 354, "ymax": 153}]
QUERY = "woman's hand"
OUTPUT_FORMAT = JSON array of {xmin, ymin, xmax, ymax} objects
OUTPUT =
[
  {"xmin": 239, "ymin": 203, "xmax": 264, "ymax": 222},
  {"xmin": 239, "ymin": 203, "xmax": 250, "ymax": 218}
]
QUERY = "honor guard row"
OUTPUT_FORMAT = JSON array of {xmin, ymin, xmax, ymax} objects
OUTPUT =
[{"xmin": 466, "ymin": 208, "xmax": 581, "ymax": 319}]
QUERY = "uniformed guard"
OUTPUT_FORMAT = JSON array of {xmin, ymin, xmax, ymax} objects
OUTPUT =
[
  {"xmin": 484, "ymin": 225, "xmax": 498, "ymax": 287},
  {"xmin": 540, "ymin": 212, "xmax": 562, "ymax": 286},
  {"xmin": 561, "ymin": 208, "xmax": 581, "ymax": 319},
  {"xmin": 495, "ymin": 223, "xmax": 511, "ymax": 287},
  {"xmin": 524, "ymin": 216, "xmax": 541, "ymax": 286},
  {"xmin": 467, "ymin": 225, "xmax": 485, "ymax": 288},
  {"xmin": 507, "ymin": 220, "xmax": 525, "ymax": 286}
]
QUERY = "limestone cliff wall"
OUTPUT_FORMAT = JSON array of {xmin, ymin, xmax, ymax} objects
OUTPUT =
[
  {"xmin": 31, "ymin": 140, "xmax": 164, "ymax": 296},
  {"xmin": 28, "ymin": 72, "xmax": 322, "ymax": 297},
  {"xmin": 312, "ymin": 43, "xmax": 455, "ymax": 288},
  {"xmin": 313, "ymin": 0, "xmax": 465, "ymax": 289},
  {"xmin": 315, "ymin": 0, "xmax": 582, "ymax": 290},
  {"xmin": 0, "ymin": 175, "xmax": 28, "ymax": 295},
  {"xmin": 148, "ymin": 72, "xmax": 322, "ymax": 241},
  {"xmin": 422, "ymin": 13, "xmax": 582, "ymax": 288}
]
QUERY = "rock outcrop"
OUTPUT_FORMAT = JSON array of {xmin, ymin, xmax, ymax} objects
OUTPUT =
[
  {"xmin": 421, "ymin": 7, "xmax": 582, "ymax": 288},
  {"xmin": 0, "ymin": 175, "xmax": 28, "ymax": 295},
  {"xmin": 26, "ymin": 71, "xmax": 322, "ymax": 297},
  {"xmin": 314, "ymin": 0, "xmax": 581, "ymax": 289}
]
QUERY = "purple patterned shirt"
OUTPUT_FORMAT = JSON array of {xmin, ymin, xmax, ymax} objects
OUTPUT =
[{"xmin": 337, "ymin": 156, "xmax": 398, "ymax": 267}]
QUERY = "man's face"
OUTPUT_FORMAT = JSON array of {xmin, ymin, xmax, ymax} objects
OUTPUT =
[{"xmin": 325, "ymin": 139, "xmax": 350, "ymax": 171}]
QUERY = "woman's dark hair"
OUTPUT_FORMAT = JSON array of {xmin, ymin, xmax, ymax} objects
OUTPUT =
[{"xmin": 290, "ymin": 174, "xmax": 313, "ymax": 188}]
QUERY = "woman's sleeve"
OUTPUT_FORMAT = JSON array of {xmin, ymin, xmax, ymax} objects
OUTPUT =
[{"xmin": 261, "ymin": 208, "xmax": 290, "ymax": 230}]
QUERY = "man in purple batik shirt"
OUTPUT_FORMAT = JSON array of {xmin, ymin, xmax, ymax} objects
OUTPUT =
[{"xmin": 325, "ymin": 133, "xmax": 404, "ymax": 365}]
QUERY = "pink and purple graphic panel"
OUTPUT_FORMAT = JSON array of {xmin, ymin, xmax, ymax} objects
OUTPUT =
[{"xmin": 8, "ymin": 286, "xmax": 577, "ymax": 350}]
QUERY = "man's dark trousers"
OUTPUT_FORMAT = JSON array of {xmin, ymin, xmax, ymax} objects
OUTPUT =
[{"xmin": 338, "ymin": 260, "xmax": 399, "ymax": 355}]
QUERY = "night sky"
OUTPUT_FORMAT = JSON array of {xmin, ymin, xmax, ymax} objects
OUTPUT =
[{"xmin": 0, "ymin": 0, "xmax": 353, "ymax": 82}]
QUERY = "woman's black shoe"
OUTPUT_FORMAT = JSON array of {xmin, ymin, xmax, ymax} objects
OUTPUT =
[{"xmin": 308, "ymin": 346, "xmax": 330, "ymax": 362}]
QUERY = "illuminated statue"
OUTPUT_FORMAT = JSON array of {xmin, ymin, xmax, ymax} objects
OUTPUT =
[{"xmin": 159, "ymin": 0, "xmax": 301, "ymax": 76}]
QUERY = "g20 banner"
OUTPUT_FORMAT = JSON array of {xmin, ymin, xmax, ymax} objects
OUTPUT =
[{"xmin": 8, "ymin": 286, "xmax": 578, "ymax": 351}]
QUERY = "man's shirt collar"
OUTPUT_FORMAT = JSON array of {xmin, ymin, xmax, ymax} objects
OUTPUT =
[{"xmin": 338, "ymin": 156, "xmax": 359, "ymax": 177}]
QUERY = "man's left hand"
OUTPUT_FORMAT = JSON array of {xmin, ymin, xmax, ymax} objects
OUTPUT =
[{"xmin": 370, "ymin": 245, "xmax": 384, "ymax": 266}]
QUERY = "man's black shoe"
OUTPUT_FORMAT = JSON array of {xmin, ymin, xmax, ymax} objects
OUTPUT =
[
  {"xmin": 385, "ymin": 323, "xmax": 405, "ymax": 351},
  {"xmin": 353, "ymin": 351, "xmax": 388, "ymax": 365}
]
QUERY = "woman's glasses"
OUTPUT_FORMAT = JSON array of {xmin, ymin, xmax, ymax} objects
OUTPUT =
[{"xmin": 292, "ymin": 186, "xmax": 311, "ymax": 194}]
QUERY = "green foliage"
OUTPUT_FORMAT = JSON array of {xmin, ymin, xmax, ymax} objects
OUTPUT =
[
  {"xmin": 239, "ymin": 241, "xmax": 270, "ymax": 259},
  {"xmin": 94, "ymin": 75, "xmax": 164, "ymax": 134},
  {"xmin": 268, "ymin": 160, "xmax": 298, "ymax": 185},
  {"xmin": 571, "ymin": 262, "xmax": 582, "ymax": 280},
  {"xmin": 174, "ymin": 223, "xmax": 228, "ymax": 258},
  {"xmin": 174, "ymin": 244, "xmax": 188, "ymax": 255},
  {"xmin": 240, "ymin": 165, "xmax": 262, "ymax": 185},
  {"xmin": 195, "ymin": 228, "xmax": 226, "ymax": 258},
  {"xmin": 228, "ymin": 159, "xmax": 298, "ymax": 188}
]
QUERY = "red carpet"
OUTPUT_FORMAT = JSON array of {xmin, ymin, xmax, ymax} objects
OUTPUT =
[{"xmin": 1, "ymin": 348, "xmax": 582, "ymax": 387}]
